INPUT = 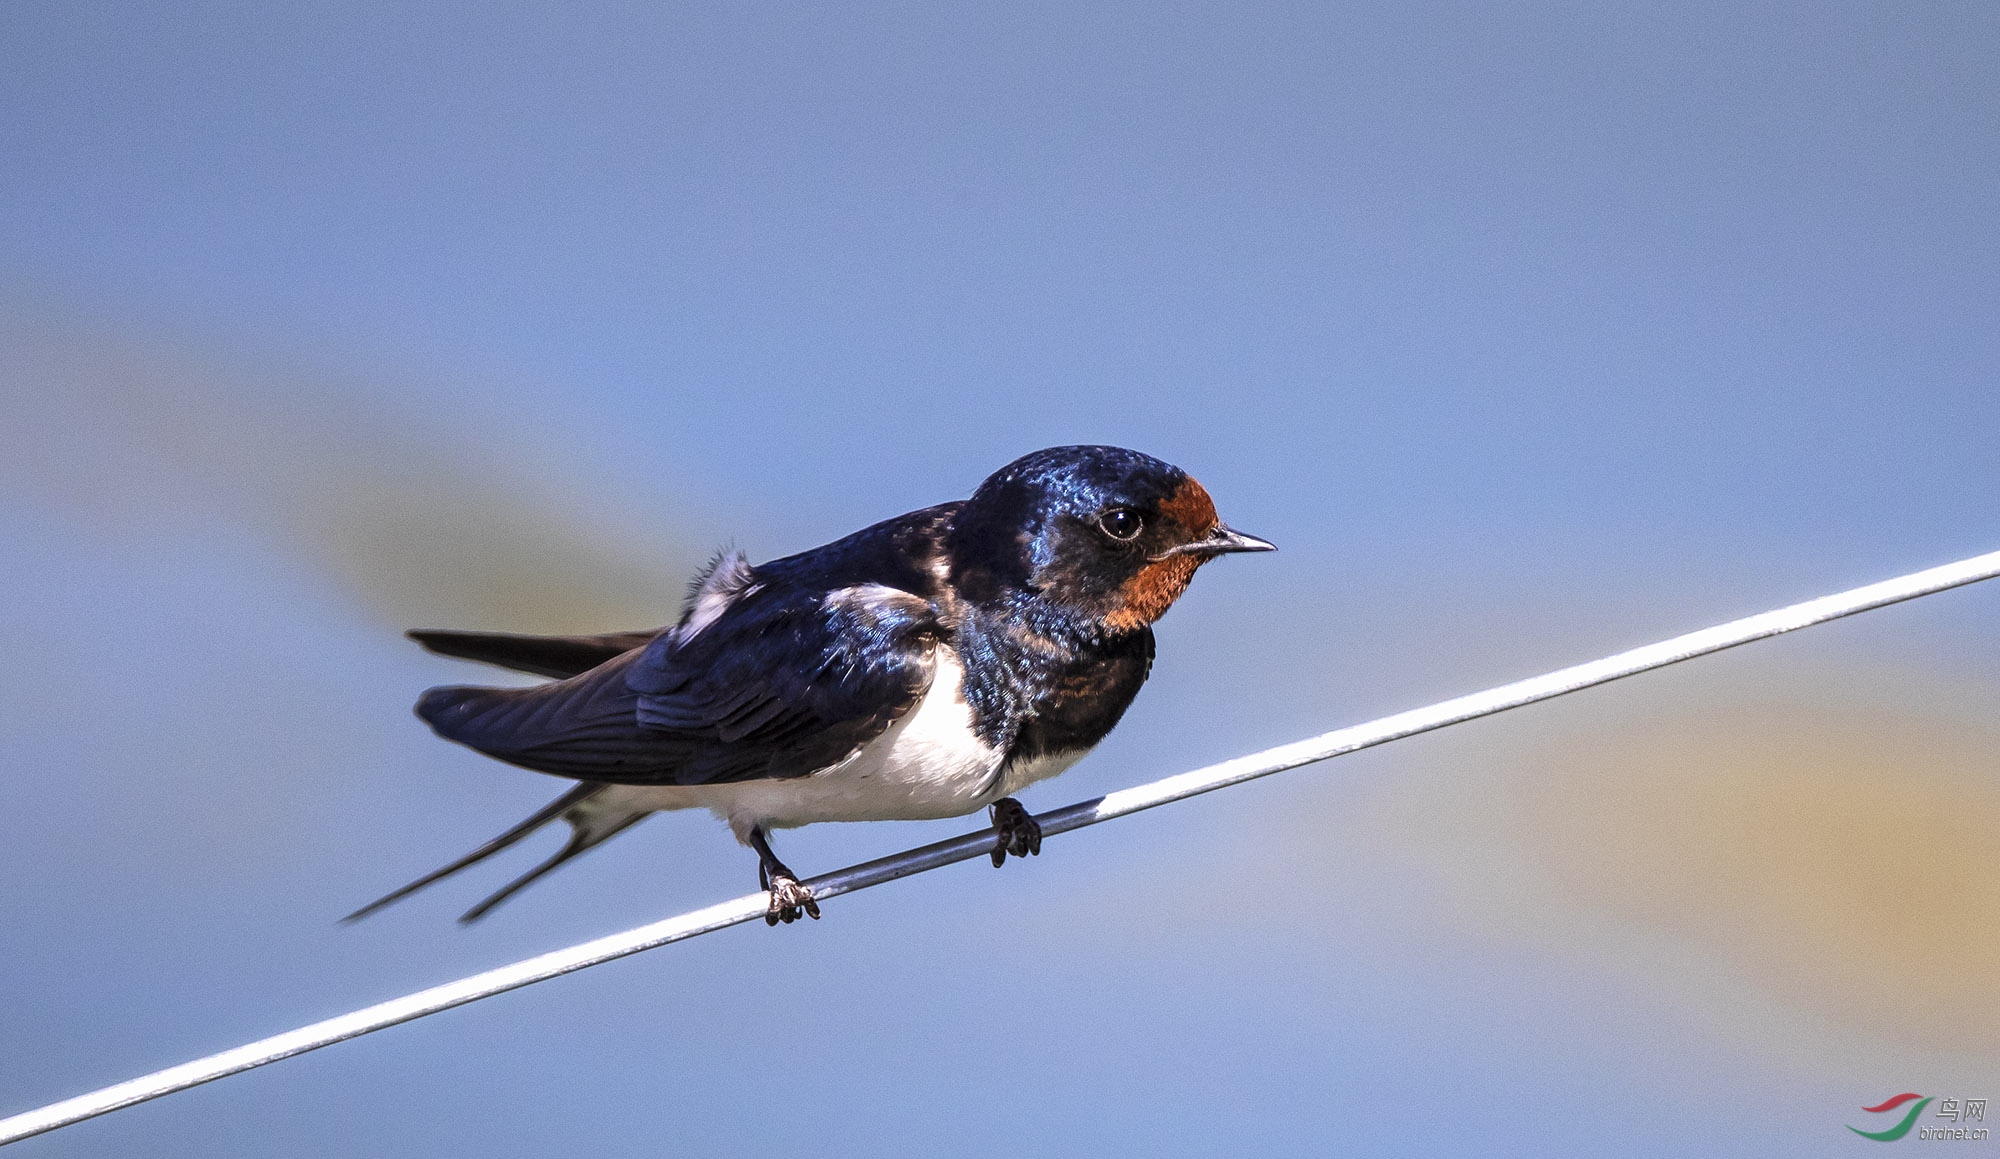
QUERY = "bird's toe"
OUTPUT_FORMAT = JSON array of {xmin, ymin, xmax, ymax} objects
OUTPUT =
[
  {"xmin": 989, "ymin": 798, "xmax": 1043, "ymax": 867},
  {"xmin": 764, "ymin": 875, "xmax": 820, "ymax": 926}
]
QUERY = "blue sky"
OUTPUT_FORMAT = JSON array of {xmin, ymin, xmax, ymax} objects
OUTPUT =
[{"xmin": 2, "ymin": 3, "xmax": 1997, "ymax": 1154}]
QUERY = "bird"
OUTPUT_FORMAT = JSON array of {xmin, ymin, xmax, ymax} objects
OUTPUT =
[{"xmin": 347, "ymin": 445, "xmax": 1274, "ymax": 926}]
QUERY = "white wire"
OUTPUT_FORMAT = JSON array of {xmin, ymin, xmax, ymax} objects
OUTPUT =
[{"xmin": 4, "ymin": 547, "xmax": 1998, "ymax": 1147}]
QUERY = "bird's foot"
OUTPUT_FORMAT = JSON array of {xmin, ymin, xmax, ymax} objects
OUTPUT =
[
  {"xmin": 764, "ymin": 874, "xmax": 820, "ymax": 925},
  {"xmin": 989, "ymin": 797, "xmax": 1042, "ymax": 867},
  {"xmin": 749, "ymin": 826, "xmax": 821, "ymax": 927}
]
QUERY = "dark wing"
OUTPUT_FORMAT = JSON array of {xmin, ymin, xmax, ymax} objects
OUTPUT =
[
  {"xmin": 414, "ymin": 583, "xmax": 941, "ymax": 786},
  {"xmin": 407, "ymin": 628, "xmax": 665, "ymax": 679}
]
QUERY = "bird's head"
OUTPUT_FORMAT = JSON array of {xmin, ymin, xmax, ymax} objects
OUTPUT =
[{"xmin": 947, "ymin": 445, "xmax": 1274, "ymax": 634}]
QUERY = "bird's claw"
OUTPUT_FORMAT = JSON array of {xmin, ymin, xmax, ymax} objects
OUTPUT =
[
  {"xmin": 989, "ymin": 797, "xmax": 1042, "ymax": 867},
  {"xmin": 765, "ymin": 875, "xmax": 820, "ymax": 926}
]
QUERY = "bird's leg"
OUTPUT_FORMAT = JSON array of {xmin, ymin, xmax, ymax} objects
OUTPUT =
[
  {"xmin": 988, "ymin": 797, "xmax": 1043, "ymax": 868},
  {"xmin": 749, "ymin": 827, "xmax": 819, "ymax": 926}
]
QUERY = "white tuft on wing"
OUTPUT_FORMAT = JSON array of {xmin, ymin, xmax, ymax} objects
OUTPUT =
[{"xmin": 678, "ymin": 549, "xmax": 759, "ymax": 640}]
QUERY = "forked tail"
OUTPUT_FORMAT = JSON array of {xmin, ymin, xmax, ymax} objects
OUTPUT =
[{"xmin": 344, "ymin": 782, "xmax": 651, "ymax": 924}]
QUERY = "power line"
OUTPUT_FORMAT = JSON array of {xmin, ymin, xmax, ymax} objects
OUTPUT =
[{"xmin": 4, "ymin": 547, "xmax": 1998, "ymax": 1147}]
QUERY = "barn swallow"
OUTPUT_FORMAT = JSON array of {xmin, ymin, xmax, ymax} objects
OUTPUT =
[{"xmin": 348, "ymin": 445, "xmax": 1273, "ymax": 926}]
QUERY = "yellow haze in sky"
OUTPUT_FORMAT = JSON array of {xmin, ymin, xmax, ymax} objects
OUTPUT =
[
  {"xmin": 1371, "ymin": 662, "xmax": 2000, "ymax": 1060},
  {"xmin": 0, "ymin": 302, "xmax": 698, "ymax": 634}
]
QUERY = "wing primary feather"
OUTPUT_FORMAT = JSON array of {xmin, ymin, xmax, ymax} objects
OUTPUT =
[
  {"xmin": 407, "ymin": 629, "xmax": 661, "ymax": 679},
  {"xmin": 342, "ymin": 782, "xmax": 603, "ymax": 922}
]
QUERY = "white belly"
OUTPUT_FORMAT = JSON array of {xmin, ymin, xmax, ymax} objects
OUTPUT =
[
  {"xmin": 596, "ymin": 648, "xmax": 1085, "ymax": 841},
  {"xmin": 993, "ymin": 747, "xmax": 1086, "ymax": 798}
]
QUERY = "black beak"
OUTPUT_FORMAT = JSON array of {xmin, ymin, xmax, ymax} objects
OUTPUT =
[{"xmin": 1151, "ymin": 524, "xmax": 1278, "ymax": 560}]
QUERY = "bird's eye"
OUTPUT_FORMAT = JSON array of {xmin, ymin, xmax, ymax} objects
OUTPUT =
[{"xmin": 1097, "ymin": 509, "xmax": 1144, "ymax": 541}]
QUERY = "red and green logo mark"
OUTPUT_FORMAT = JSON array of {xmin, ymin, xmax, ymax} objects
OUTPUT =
[{"xmin": 1849, "ymin": 1094, "xmax": 1932, "ymax": 1142}]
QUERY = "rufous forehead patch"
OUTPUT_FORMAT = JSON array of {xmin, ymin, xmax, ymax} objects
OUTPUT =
[{"xmin": 1158, "ymin": 475, "xmax": 1219, "ymax": 535}]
